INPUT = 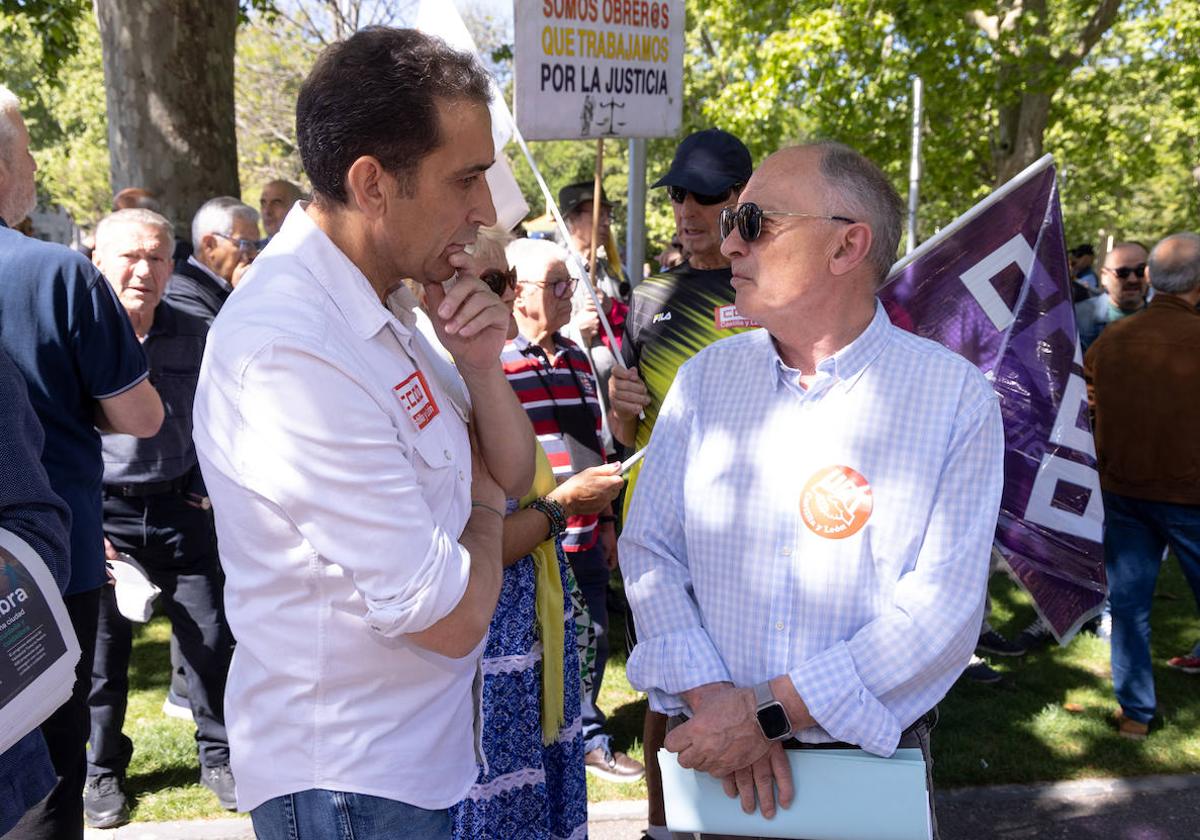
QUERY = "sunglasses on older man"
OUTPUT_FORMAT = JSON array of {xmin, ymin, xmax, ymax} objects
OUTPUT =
[
  {"xmin": 1103, "ymin": 263, "xmax": 1147, "ymax": 281},
  {"xmin": 667, "ymin": 185, "xmax": 738, "ymax": 206},
  {"xmin": 480, "ymin": 266, "xmax": 517, "ymax": 295},
  {"xmin": 521, "ymin": 276, "xmax": 578, "ymax": 299},
  {"xmin": 719, "ymin": 202, "xmax": 858, "ymax": 242}
]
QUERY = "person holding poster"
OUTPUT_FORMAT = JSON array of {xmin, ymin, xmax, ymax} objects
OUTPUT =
[{"xmin": 621, "ymin": 142, "xmax": 1004, "ymax": 838}]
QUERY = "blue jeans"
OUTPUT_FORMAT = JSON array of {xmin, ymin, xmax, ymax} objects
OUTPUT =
[
  {"xmin": 1104, "ymin": 492, "xmax": 1200, "ymax": 724},
  {"xmin": 568, "ymin": 542, "xmax": 612, "ymax": 753},
  {"xmin": 250, "ymin": 789, "xmax": 451, "ymax": 840}
]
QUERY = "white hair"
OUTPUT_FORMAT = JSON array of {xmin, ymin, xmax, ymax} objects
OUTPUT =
[
  {"xmin": 0, "ymin": 85, "xmax": 22, "ymax": 165},
  {"xmin": 506, "ymin": 238, "xmax": 568, "ymax": 283},
  {"xmin": 191, "ymin": 196, "xmax": 259, "ymax": 246},
  {"xmin": 94, "ymin": 208, "xmax": 175, "ymax": 250}
]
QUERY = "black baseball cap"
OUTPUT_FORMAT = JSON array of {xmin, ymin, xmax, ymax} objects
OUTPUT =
[
  {"xmin": 652, "ymin": 129, "xmax": 753, "ymax": 195},
  {"xmin": 559, "ymin": 181, "xmax": 612, "ymax": 217},
  {"xmin": 1070, "ymin": 244, "xmax": 1095, "ymax": 257}
]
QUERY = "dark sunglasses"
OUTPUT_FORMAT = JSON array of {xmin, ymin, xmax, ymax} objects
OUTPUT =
[
  {"xmin": 480, "ymin": 266, "xmax": 517, "ymax": 295},
  {"xmin": 1103, "ymin": 263, "xmax": 1147, "ymax": 281},
  {"xmin": 718, "ymin": 202, "xmax": 858, "ymax": 242},
  {"xmin": 667, "ymin": 185, "xmax": 738, "ymax": 206}
]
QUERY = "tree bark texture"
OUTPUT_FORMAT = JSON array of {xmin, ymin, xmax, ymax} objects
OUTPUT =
[{"xmin": 95, "ymin": 0, "xmax": 240, "ymax": 241}]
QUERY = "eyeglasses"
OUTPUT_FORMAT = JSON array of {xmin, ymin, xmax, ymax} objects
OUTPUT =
[
  {"xmin": 522, "ymin": 276, "xmax": 578, "ymax": 299},
  {"xmin": 1103, "ymin": 263, "xmax": 1146, "ymax": 281},
  {"xmin": 667, "ymin": 185, "xmax": 738, "ymax": 206},
  {"xmin": 213, "ymin": 232, "xmax": 260, "ymax": 255},
  {"xmin": 480, "ymin": 266, "xmax": 517, "ymax": 295},
  {"xmin": 719, "ymin": 202, "xmax": 858, "ymax": 242}
]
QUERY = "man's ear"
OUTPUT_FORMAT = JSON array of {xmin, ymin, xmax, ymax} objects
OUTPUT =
[
  {"xmin": 828, "ymin": 222, "xmax": 873, "ymax": 278},
  {"xmin": 344, "ymin": 155, "xmax": 389, "ymax": 220}
]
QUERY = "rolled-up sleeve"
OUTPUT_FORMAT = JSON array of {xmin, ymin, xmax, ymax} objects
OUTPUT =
[
  {"xmin": 229, "ymin": 337, "xmax": 469, "ymax": 637},
  {"xmin": 790, "ymin": 386, "xmax": 1004, "ymax": 755},
  {"xmin": 621, "ymin": 365, "xmax": 732, "ymax": 715}
]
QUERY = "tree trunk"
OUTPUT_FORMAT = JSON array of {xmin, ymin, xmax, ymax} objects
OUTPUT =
[
  {"xmin": 95, "ymin": 0, "xmax": 240, "ymax": 241},
  {"xmin": 992, "ymin": 91, "xmax": 1053, "ymax": 186}
]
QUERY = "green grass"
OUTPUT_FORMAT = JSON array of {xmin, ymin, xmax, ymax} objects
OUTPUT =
[{"xmin": 121, "ymin": 562, "xmax": 1200, "ymax": 820}]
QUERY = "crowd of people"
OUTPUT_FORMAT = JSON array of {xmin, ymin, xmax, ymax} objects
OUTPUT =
[{"xmin": 0, "ymin": 23, "xmax": 1198, "ymax": 840}]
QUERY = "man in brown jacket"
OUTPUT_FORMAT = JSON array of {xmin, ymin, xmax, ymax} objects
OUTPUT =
[{"xmin": 1085, "ymin": 231, "xmax": 1200, "ymax": 740}]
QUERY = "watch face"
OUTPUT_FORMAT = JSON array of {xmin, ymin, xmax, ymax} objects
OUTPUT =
[{"xmin": 757, "ymin": 702, "xmax": 790, "ymax": 740}]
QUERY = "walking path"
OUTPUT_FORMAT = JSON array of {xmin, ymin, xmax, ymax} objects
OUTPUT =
[{"xmin": 85, "ymin": 773, "xmax": 1200, "ymax": 839}]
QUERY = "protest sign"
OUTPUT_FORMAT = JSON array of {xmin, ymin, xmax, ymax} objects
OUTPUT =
[
  {"xmin": 0, "ymin": 528, "xmax": 80, "ymax": 754},
  {"xmin": 514, "ymin": 0, "xmax": 685, "ymax": 140},
  {"xmin": 879, "ymin": 156, "xmax": 1106, "ymax": 643}
]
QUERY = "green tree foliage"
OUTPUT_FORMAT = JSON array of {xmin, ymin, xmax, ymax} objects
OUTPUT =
[{"xmin": 0, "ymin": 12, "xmax": 110, "ymax": 226}]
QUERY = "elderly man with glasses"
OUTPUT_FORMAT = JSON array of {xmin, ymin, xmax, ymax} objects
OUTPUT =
[
  {"xmin": 165, "ymin": 196, "xmax": 261, "ymax": 324},
  {"xmin": 1074, "ymin": 241, "xmax": 1150, "ymax": 351},
  {"xmin": 620, "ymin": 142, "xmax": 1004, "ymax": 839},
  {"xmin": 502, "ymin": 237, "xmax": 645, "ymax": 783}
]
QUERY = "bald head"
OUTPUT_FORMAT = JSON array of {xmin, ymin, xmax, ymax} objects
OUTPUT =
[
  {"xmin": 260, "ymin": 179, "xmax": 304, "ymax": 237},
  {"xmin": 1099, "ymin": 242, "xmax": 1150, "ymax": 311},
  {"xmin": 1148, "ymin": 232, "xmax": 1200, "ymax": 297}
]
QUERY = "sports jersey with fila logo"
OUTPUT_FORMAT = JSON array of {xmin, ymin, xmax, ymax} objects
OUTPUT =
[{"xmin": 621, "ymin": 262, "xmax": 760, "ymax": 510}]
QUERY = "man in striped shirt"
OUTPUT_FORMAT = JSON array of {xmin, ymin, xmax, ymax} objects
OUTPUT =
[{"xmin": 503, "ymin": 238, "xmax": 645, "ymax": 783}]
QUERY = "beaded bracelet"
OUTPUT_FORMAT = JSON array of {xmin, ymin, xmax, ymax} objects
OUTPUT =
[{"xmin": 529, "ymin": 496, "xmax": 567, "ymax": 540}]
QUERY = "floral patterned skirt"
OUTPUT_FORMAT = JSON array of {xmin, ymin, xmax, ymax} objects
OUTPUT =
[{"xmin": 451, "ymin": 548, "xmax": 589, "ymax": 840}]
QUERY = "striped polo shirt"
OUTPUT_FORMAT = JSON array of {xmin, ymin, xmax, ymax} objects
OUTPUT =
[{"xmin": 501, "ymin": 333, "xmax": 606, "ymax": 551}]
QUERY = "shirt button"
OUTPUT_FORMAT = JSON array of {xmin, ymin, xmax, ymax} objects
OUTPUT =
[
  {"xmin": 444, "ymin": 449, "xmax": 452, "ymax": 461},
  {"xmin": 780, "ymin": 547, "xmax": 792, "ymax": 556},
  {"xmin": 776, "ymin": 621, "xmax": 785, "ymax": 631},
  {"xmin": 458, "ymin": 470, "xmax": 465, "ymax": 482}
]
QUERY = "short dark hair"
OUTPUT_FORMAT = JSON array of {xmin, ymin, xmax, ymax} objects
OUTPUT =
[{"xmin": 296, "ymin": 28, "xmax": 491, "ymax": 205}]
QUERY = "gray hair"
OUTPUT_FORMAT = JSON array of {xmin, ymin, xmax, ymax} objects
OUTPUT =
[
  {"xmin": 506, "ymin": 238, "xmax": 568, "ymax": 282},
  {"xmin": 811, "ymin": 141, "xmax": 903, "ymax": 285},
  {"xmin": 474, "ymin": 225, "xmax": 513, "ymax": 272},
  {"xmin": 94, "ymin": 208, "xmax": 174, "ymax": 249},
  {"xmin": 191, "ymin": 196, "xmax": 259, "ymax": 246},
  {"xmin": 1148, "ymin": 232, "xmax": 1200, "ymax": 295},
  {"xmin": 0, "ymin": 85, "xmax": 22, "ymax": 165}
]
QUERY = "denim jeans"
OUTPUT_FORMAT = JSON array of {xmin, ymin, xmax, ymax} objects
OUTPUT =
[
  {"xmin": 567, "ymin": 542, "xmax": 612, "ymax": 752},
  {"xmin": 1104, "ymin": 491, "xmax": 1200, "ymax": 724},
  {"xmin": 250, "ymin": 789, "xmax": 451, "ymax": 840}
]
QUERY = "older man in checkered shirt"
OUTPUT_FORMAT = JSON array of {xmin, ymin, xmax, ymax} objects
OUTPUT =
[{"xmin": 620, "ymin": 142, "xmax": 1005, "ymax": 839}]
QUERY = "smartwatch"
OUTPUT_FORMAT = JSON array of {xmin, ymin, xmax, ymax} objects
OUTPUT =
[{"xmin": 753, "ymin": 681, "xmax": 792, "ymax": 741}]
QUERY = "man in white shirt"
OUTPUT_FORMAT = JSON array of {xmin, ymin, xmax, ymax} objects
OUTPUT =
[
  {"xmin": 193, "ymin": 28, "xmax": 534, "ymax": 840},
  {"xmin": 620, "ymin": 142, "xmax": 1005, "ymax": 839}
]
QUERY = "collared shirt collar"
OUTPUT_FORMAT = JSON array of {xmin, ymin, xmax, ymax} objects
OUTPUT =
[
  {"xmin": 276, "ymin": 203, "xmax": 399, "ymax": 343},
  {"xmin": 186, "ymin": 255, "xmax": 233, "ymax": 293},
  {"xmin": 511, "ymin": 331, "xmax": 566, "ymax": 361},
  {"xmin": 768, "ymin": 299, "xmax": 893, "ymax": 397},
  {"xmin": 1147, "ymin": 292, "xmax": 1200, "ymax": 315}
]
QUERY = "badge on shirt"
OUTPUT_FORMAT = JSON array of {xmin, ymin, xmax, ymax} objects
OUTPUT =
[
  {"xmin": 800, "ymin": 465, "xmax": 873, "ymax": 539},
  {"xmin": 714, "ymin": 304, "xmax": 760, "ymax": 330},
  {"xmin": 394, "ymin": 370, "xmax": 440, "ymax": 431}
]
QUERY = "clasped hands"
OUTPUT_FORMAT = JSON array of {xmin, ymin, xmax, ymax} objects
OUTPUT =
[{"xmin": 665, "ymin": 682, "xmax": 795, "ymax": 820}]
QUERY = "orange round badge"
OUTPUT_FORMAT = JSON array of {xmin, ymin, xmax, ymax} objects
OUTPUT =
[{"xmin": 800, "ymin": 465, "xmax": 873, "ymax": 540}]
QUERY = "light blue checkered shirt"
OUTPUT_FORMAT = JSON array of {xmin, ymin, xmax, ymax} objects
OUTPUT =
[{"xmin": 621, "ymin": 302, "xmax": 1004, "ymax": 756}]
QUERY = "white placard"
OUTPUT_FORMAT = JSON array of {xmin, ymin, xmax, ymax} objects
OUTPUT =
[{"xmin": 514, "ymin": 0, "xmax": 684, "ymax": 140}]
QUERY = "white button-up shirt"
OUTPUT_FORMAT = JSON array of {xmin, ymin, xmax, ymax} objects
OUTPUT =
[
  {"xmin": 193, "ymin": 205, "xmax": 481, "ymax": 812},
  {"xmin": 621, "ymin": 302, "xmax": 1004, "ymax": 756}
]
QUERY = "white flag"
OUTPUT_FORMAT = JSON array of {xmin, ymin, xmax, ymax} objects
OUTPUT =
[{"xmin": 416, "ymin": 0, "xmax": 530, "ymax": 230}]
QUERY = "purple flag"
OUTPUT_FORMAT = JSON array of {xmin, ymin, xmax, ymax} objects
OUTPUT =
[{"xmin": 879, "ymin": 156, "xmax": 1105, "ymax": 643}]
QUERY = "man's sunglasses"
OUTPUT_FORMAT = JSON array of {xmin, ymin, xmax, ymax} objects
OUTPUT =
[
  {"xmin": 1103, "ymin": 263, "xmax": 1147, "ymax": 281},
  {"xmin": 522, "ymin": 277, "xmax": 578, "ymax": 299},
  {"xmin": 480, "ymin": 266, "xmax": 517, "ymax": 295},
  {"xmin": 667, "ymin": 185, "xmax": 738, "ymax": 206},
  {"xmin": 718, "ymin": 202, "xmax": 858, "ymax": 242},
  {"xmin": 213, "ymin": 232, "xmax": 260, "ymax": 255}
]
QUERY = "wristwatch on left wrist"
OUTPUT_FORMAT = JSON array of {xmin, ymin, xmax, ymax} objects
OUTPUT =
[{"xmin": 753, "ymin": 681, "xmax": 792, "ymax": 741}]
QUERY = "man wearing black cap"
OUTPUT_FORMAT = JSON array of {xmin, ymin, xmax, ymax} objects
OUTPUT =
[{"xmin": 606, "ymin": 127, "xmax": 754, "ymax": 840}]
